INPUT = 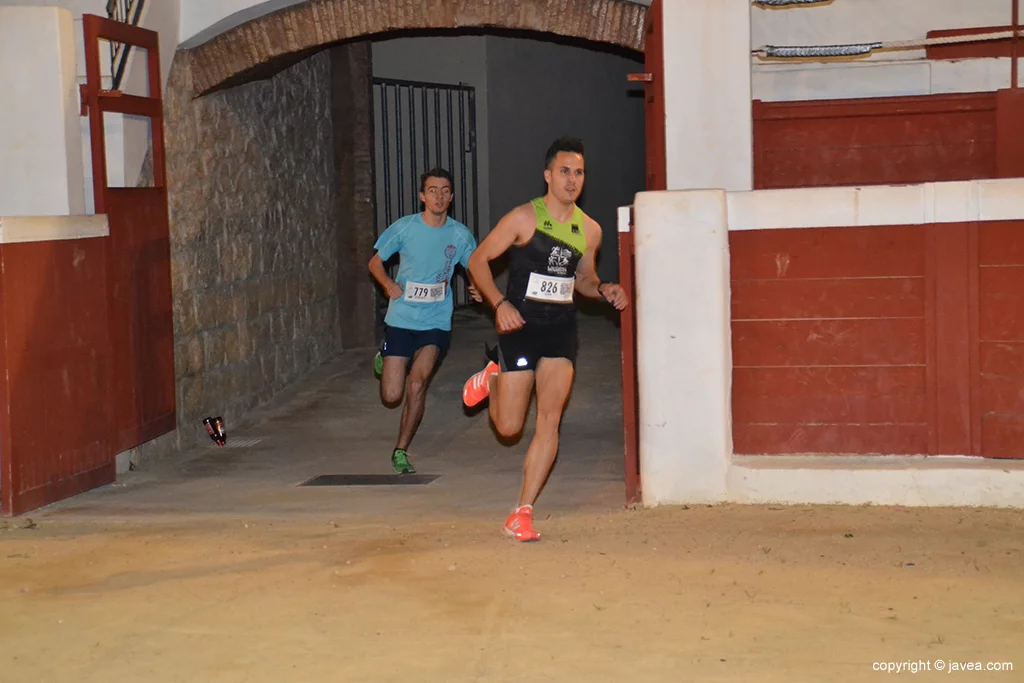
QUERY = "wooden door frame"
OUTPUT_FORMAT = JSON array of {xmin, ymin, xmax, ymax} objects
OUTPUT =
[
  {"xmin": 82, "ymin": 15, "xmax": 176, "ymax": 454},
  {"xmin": 82, "ymin": 14, "xmax": 167, "ymax": 208},
  {"xmin": 619, "ymin": 0, "xmax": 663, "ymax": 506}
]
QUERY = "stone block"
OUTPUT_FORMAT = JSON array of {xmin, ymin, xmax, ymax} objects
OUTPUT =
[
  {"xmin": 187, "ymin": 336, "xmax": 204, "ymax": 374},
  {"xmin": 195, "ymin": 290, "xmax": 223, "ymax": 330},
  {"xmin": 258, "ymin": 278, "xmax": 275, "ymax": 314},
  {"xmin": 274, "ymin": 277, "xmax": 288, "ymax": 308},
  {"xmin": 229, "ymin": 362, "xmax": 248, "ymax": 397},
  {"xmin": 170, "ymin": 249, "xmax": 192, "ymax": 294},
  {"xmin": 250, "ymin": 315, "xmax": 270, "ymax": 349},
  {"xmin": 174, "ymin": 292, "xmax": 198, "ymax": 336},
  {"xmin": 294, "ymin": 341, "xmax": 311, "ymax": 373},
  {"xmin": 246, "ymin": 280, "xmax": 261, "ymax": 318},
  {"xmin": 224, "ymin": 325, "xmax": 242, "ymax": 364},
  {"xmin": 174, "ymin": 342, "xmax": 189, "ymax": 380},
  {"xmin": 195, "ymin": 238, "xmax": 221, "ymax": 287},
  {"xmin": 202, "ymin": 328, "xmax": 227, "ymax": 368},
  {"xmin": 230, "ymin": 286, "xmax": 247, "ymax": 321},
  {"xmin": 178, "ymin": 374, "xmax": 205, "ymax": 423},
  {"xmin": 287, "ymin": 279, "xmax": 300, "ymax": 308}
]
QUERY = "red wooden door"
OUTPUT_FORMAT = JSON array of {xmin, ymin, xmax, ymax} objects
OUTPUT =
[
  {"xmin": 617, "ymin": 0, "xmax": 663, "ymax": 505},
  {"xmin": 82, "ymin": 16, "xmax": 176, "ymax": 454},
  {"xmin": 0, "ymin": 238, "xmax": 113, "ymax": 516},
  {"xmin": 643, "ymin": 0, "xmax": 665, "ymax": 192}
]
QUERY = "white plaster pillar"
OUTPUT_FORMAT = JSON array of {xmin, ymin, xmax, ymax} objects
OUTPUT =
[
  {"xmin": 662, "ymin": 0, "xmax": 753, "ymax": 191},
  {"xmin": 0, "ymin": 6, "xmax": 86, "ymax": 216},
  {"xmin": 633, "ymin": 189, "xmax": 732, "ymax": 505}
]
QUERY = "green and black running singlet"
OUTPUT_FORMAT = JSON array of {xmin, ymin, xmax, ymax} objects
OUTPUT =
[{"xmin": 505, "ymin": 197, "xmax": 588, "ymax": 325}]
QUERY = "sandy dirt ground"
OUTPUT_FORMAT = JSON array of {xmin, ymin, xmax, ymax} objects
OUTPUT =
[{"xmin": 2, "ymin": 503, "xmax": 1022, "ymax": 682}]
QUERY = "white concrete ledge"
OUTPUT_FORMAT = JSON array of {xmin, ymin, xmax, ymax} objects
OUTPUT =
[
  {"xmin": 0, "ymin": 215, "xmax": 109, "ymax": 244},
  {"xmin": 730, "ymin": 455, "xmax": 1024, "ymax": 508},
  {"xmin": 727, "ymin": 178, "xmax": 1024, "ymax": 232},
  {"xmin": 752, "ymin": 58, "xmax": 1014, "ymax": 103}
]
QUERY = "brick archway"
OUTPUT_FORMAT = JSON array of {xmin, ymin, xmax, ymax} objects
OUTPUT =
[{"xmin": 183, "ymin": 0, "xmax": 648, "ymax": 97}]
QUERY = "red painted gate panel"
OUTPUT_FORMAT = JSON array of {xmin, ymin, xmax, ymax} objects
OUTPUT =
[
  {"xmin": 106, "ymin": 189, "xmax": 177, "ymax": 452},
  {"xmin": 753, "ymin": 93, "xmax": 999, "ymax": 189},
  {"xmin": 0, "ymin": 239, "xmax": 113, "ymax": 516},
  {"xmin": 730, "ymin": 225, "xmax": 930, "ymax": 455},
  {"xmin": 977, "ymin": 220, "xmax": 1024, "ymax": 458},
  {"xmin": 732, "ymin": 219, "xmax": 1024, "ymax": 459}
]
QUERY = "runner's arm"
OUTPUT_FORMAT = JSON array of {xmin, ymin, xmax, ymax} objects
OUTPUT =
[
  {"xmin": 368, "ymin": 253, "xmax": 393, "ymax": 289},
  {"xmin": 368, "ymin": 253, "xmax": 402, "ymax": 299},
  {"xmin": 574, "ymin": 219, "xmax": 604, "ymax": 299},
  {"xmin": 467, "ymin": 206, "xmax": 528, "ymax": 310},
  {"xmin": 574, "ymin": 219, "xmax": 629, "ymax": 310}
]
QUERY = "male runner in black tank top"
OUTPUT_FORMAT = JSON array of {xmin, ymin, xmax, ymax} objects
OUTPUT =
[{"xmin": 462, "ymin": 137, "xmax": 629, "ymax": 542}]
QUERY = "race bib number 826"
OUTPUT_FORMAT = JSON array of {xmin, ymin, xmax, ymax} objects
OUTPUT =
[{"xmin": 525, "ymin": 273, "xmax": 574, "ymax": 304}]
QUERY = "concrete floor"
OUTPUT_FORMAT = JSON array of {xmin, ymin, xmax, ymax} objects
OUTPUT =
[{"xmin": 38, "ymin": 308, "xmax": 629, "ymax": 525}]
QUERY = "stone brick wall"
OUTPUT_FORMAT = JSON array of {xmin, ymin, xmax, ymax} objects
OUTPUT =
[{"xmin": 153, "ymin": 49, "xmax": 340, "ymax": 454}]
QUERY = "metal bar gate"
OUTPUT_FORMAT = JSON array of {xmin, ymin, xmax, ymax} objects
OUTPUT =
[{"xmin": 371, "ymin": 77, "xmax": 480, "ymax": 329}]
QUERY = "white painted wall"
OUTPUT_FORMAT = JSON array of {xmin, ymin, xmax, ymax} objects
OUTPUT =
[
  {"xmin": 750, "ymin": 0, "xmax": 1020, "ymax": 100},
  {"xmin": 372, "ymin": 36, "xmax": 491, "ymax": 236},
  {"xmin": 0, "ymin": 6, "xmax": 85, "ymax": 216},
  {"xmin": 753, "ymin": 58, "xmax": 1015, "ymax": 102},
  {"xmin": 630, "ymin": 178, "xmax": 1024, "ymax": 509},
  {"xmin": 662, "ymin": 0, "xmax": 753, "ymax": 191},
  {"xmin": 632, "ymin": 190, "xmax": 732, "ymax": 502}
]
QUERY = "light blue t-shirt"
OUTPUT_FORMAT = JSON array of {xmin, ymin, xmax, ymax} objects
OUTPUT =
[{"xmin": 374, "ymin": 213, "xmax": 476, "ymax": 332}]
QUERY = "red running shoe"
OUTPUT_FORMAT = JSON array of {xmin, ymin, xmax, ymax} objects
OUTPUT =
[{"xmin": 504, "ymin": 505, "xmax": 541, "ymax": 542}]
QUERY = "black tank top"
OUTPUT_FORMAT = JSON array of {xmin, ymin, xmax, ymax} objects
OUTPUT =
[{"xmin": 505, "ymin": 198, "xmax": 588, "ymax": 325}]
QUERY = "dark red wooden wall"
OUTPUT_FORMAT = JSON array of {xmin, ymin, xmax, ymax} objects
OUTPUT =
[
  {"xmin": 731, "ymin": 219, "xmax": 1024, "ymax": 458},
  {"xmin": 978, "ymin": 221, "xmax": 1024, "ymax": 458},
  {"xmin": 0, "ymin": 238, "xmax": 114, "ymax": 515},
  {"xmin": 731, "ymin": 225, "xmax": 929, "ymax": 454},
  {"xmin": 752, "ymin": 93, "xmax": 999, "ymax": 190}
]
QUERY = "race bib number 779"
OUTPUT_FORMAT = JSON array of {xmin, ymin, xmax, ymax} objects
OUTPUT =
[{"xmin": 404, "ymin": 281, "xmax": 446, "ymax": 303}]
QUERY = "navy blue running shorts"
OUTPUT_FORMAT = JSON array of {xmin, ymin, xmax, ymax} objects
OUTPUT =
[{"xmin": 381, "ymin": 325, "xmax": 451, "ymax": 359}]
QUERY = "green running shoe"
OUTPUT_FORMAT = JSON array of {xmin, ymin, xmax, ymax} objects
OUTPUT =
[
  {"xmin": 391, "ymin": 448, "xmax": 415, "ymax": 474},
  {"xmin": 373, "ymin": 351, "xmax": 383, "ymax": 378}
]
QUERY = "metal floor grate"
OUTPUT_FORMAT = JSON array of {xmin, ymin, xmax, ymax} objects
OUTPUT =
[
  {"xmin": 208, "ymin": 437, "xmax": 264, "ymax": 449},
  {"xmin": 298, "ymin": 474, "xmax": 441, "ymax": 487}
]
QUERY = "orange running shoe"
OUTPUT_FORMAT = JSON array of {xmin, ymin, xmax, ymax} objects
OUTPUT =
[
  {"xmin": 504, "ymin": 505, "xmax": 541, "ymax": 542},
  {"xmin": 463, "ymin": 361, "xmax": 499, "ymax": 407}
]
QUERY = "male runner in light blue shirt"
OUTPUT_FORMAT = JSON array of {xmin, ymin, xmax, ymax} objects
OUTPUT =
[{"xmin": 368, "ymin": 167, "xmax": 476, "ymax": 473}]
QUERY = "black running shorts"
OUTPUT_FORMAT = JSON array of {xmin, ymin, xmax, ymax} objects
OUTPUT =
[{"xmin": 497, "ymin": 320, "xmax": 577, "ymax": 372}]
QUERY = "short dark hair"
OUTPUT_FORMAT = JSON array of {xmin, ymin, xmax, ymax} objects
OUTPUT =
[
  {"xmin": 420, "ymin": 167, "xmax": 454, "ymax": 193},
  {"xmin": 544, "ymin": 137, "xmax": 585, "ymax": 169}
]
